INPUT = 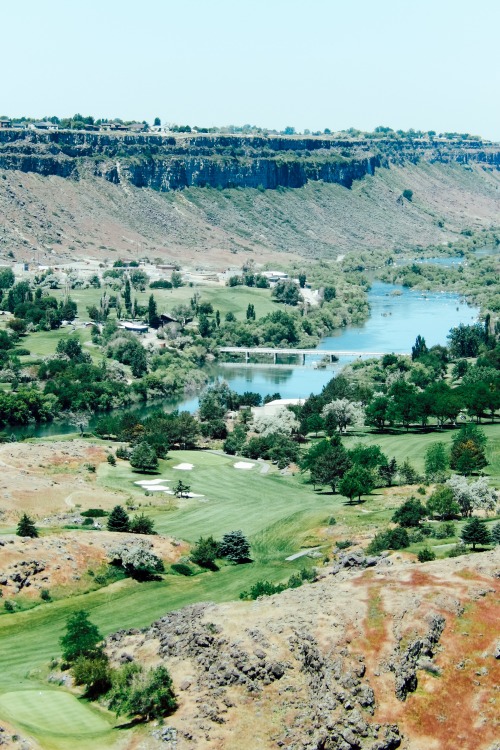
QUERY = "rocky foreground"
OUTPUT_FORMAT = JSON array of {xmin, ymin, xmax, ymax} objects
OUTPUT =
[{"xmin": 105, "ymin": 550, "xmax": 499, "ymax": 750}]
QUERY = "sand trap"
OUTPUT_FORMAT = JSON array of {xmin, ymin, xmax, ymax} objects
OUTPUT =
[
  {"xmin": 134, "ymin": 479, "xmax": 169, "ymax": 486},
  {"xmin": 234, "ymin": 461, "xmax": 255, "ymax": 470},
  {"xmin": 173, "ymin": 463, "xmax": 194, "ymax": 471},
  {"xmin": 142, "ymin": 486, "xmax": 170, "ymax": 492}
]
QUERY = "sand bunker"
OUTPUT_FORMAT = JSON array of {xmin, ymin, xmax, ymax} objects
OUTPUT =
[
  {"xmin": 134, "ymin": 479, "xmax": 169, "ymax": 486},
  {"xmin": 173, "ymin": 463, "xmax": 194, "ymax": 471},
  {"xmin": 142, "ymin": 486, "xmax": 170, "ymax": 492},
  {"xmin": 233, "ymin": 461, "xmax": 255, "ymax": 470}
]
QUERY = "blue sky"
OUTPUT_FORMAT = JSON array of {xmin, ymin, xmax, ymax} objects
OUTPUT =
[{"xmin": 2, "ymin": 0, "xmax": 499, "ymax": 139}]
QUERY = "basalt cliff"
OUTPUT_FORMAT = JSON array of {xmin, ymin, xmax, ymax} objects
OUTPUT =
[{"xmin": 0, "ymin": 132, "xmax": 499, "ymax": 263}]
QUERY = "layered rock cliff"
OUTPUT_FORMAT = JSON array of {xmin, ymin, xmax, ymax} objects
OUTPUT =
[{"xmin": 0, "ymin": 130, "xmax": 498, "ymax": 192}]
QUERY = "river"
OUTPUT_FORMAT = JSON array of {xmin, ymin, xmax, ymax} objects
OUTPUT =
[{"xmin": 17, "ymin": 280, "xmax": 480, "ymax": 438}]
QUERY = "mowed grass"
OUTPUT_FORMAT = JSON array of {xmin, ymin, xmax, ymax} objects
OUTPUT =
[
  {"xmin": 0, "ymin": 690, "xmax": 115, "ymax": 750},
  {"xmin": 50, "ymin": 282, "xmax": 278, "ymax": 322},
  {"xmin": 341, "ymin": 422, "xmax": 500, "ymax": 487}
]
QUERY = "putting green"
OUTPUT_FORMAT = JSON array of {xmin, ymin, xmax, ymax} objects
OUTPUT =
[{"xmin": 0, "ymin": 689, "xmax": 114, "ymax": 741}]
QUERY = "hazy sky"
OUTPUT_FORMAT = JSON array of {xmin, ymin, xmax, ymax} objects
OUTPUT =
[{"xmin": 3, "ymin": 0, "xmax": 500, "ymax": 139}]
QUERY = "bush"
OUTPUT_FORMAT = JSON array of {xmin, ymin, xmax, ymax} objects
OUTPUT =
[
  {"xmin": 171, "ymin": 562, "xmax": 194, "ymax": 576},
  {"xmin": 336, "ymin": 540, "xmax": 352, "ymax": 550},
  {"xmin": 190, "ymin": 536, "xmax": 219, "ymax": 570},
  {"xmin": 432, "ymin": 521, "xmax": 456, "ymax": 539},
  {"xmin": 40, "ymin": 588, "xmax": 51, "ymax": 601},
  {"xmin": 446, "ymin": 543, "xmax": 467, "ymax": 558},
  {"xmin": 4, "ymin": 600, "xmax": 15, "ymax": 612},
  {"xmin": 367, "ymin": 527, "xmax": 410, "ymax": 554},
  {"xmin": 72, "ymin": 654, "xmax": 111, "ymax": 698},
  {"xmin": 392, "ymin": 498, "xmax": 427, "ymax": 528},
  {"xmin": 418, "ymin": 548, "xmax": 436, "ymax": 563},
  {"xmin": 107, "ymin": 454, "xmax": 116, "ymax": 466},
  {"xmin": 116, "ymin": 446, "xmax": 130, "ymax": 460},
  {"xmin": 129, "ymin": 513, "xmax": 155, "ymax": 535},
  {"xmin": 108, "ymin": 663, "xmax": 177, "ymax": 721},
  {"xmin": 81, "ymin": 509, "xmax": 108, "ymax": 518}
]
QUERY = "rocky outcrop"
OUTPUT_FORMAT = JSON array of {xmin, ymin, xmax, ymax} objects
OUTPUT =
[
  {"xmin": 0, "ymin": 130, "xmax": 498, "ymax": 193},
  {"xmin": 389, "ymin": 614, "xmax": 446, "ymax": 701}
]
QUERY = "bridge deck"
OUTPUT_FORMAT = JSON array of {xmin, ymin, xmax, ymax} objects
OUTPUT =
[{"xmin": 219, "ymin": 347, "xmax": 385, "ymax": 356}]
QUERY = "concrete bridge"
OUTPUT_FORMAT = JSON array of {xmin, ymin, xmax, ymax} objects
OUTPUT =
[{"xmin": 219, "ymin": 346, "xmax": 386, "ymax": 365}]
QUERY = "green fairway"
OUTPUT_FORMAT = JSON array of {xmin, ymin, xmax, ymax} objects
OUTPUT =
[
  {"xmin": 0, "ymin": 690, "xmax": 115, "ymax": 749},
  {"xmin": 342, "ymin": 423, "xmax": 500, "ymax": 487}
]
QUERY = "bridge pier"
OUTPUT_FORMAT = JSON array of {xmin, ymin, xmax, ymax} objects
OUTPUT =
[
  {"xmin": 245, "ymin": 350, "xmax": 249, "ymax": 364},
  {"xmin": 302, "ymin": 353, "xmax": 306, "ymax": 365},
  {"xmin": 273, "ymin": 352, "xmax": 277, "ymax": 365}
]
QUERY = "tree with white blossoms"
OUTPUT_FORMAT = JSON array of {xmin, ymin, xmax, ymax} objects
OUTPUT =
[
  {"xmin": 253, "ymin": 407, "xmax": 299, "ymax": 437},
  {"xmin": 446, "ymin": 474, "xmax": 498, "ymax": 518},
  {"xmin": 322, "ymin": 399, "xmax": 364, "ymax": 434},
  {"xmin": 110, "ymin": 542, "xmax": 164, "ymax": 580}
]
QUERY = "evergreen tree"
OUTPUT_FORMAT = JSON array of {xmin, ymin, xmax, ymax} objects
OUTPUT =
[
  {"xmin": 411, "ymin": 334, "xmax": 428, "ymax": 361},
  {"xmin": 173, "ymin": 480, "xmax": 191, "ymax": 498},
  {"xmin": 491, "ymin": 522, "xmax": 500, "ymax": 545},
  {"xmin": 219, "ymin": 530, "xmax": 251, "ymax": 563},
  {"xmin": 123, "ymin": 278, "xmax": 132, "ymax": 313},
  {"xmin": 107, "ymin": 505, "xmax": 131, "ymax": 533},
  {"xmin": 130, "ymin": 513, "xmax": 156, "ymax": 535},
  {"xmin": 60, "ymin": 610, "xmax": 103, "ymax": 663},
  {"xmin": 130, "ymin": 441, "xmax": 158, "ymax": 472},
  {"xmin": 17, "ymin": 513, "xmax": 38, "ymax": 538},
  {"xmin": 147, "ymin": 294, "xmax": 160, "ymax": 328},
  {"xmin": 461, "ymin": 517, "xmax": 491, "ymax": 550}
]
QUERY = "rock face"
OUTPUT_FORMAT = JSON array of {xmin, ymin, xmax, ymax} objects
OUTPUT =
[
  {"xmin": 0, "ymin": 130, "xmax": 498, "ymax": 193},
  {"xmin": 101, "ymin": 550, "xmax": 500, "ymax": 750}
]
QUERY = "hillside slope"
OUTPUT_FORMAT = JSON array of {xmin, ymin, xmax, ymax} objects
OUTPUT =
[
  {"xmin": 0, "ymin": 134, "xmax": 499, "ymax": 266},
  {"xmin": 107, "ymin": 550, "xmax": 499, "ymax": 750}
]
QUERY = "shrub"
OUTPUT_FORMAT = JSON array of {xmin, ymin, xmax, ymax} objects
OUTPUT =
[
  {"xmin": 190, "ymin": 536, "xmax": 219, "ymax": 570},
  {"xmin": 108, "ymin": 663, "xmax": 177, "ymax": 720},
  {"xmin": 402, "ymin": 189, "xmax": 413, "ymax": 201},
  {"xmin": 336, "ymin": 539, "xmax": 352, "ymax": 550},
  {"xmin": 4, "ymin": 600, "xmax": 15, "ymax": 612},
  {"xmin": 367, "ymin": 527, "xmax": 410, "ymax": 554},
  {"xmin": 418, "ymin": 548, "xmax": 436, "ymax": 562},
  {"xmin": 81, "ymin": 509, "xmax": 108, "ymax": 518},
  {"xmin": 72, "ymin": 654, "xmax": 112, "ymax": 698},
  {"xmin": 171, "ymin": 562, "xmax": 194, "ymax": 576},
  {"xmin": 107, "ymin": 454, "xmax": 116, "ymax": 466},
  {"xmin": 40, "ymin": 589, "xmax": 51, "ymax": 601},
  {"xmin": 116, "ymin": 446, "xmax": 130, "ymax": 460},
  {"xmin": 129, "ymin": 513, "xmax": 156, "ymax": 535},
  {"xmin": 392, "ymin": 498, "xmax": 427, "ymax": 527},
  {"xmin": 432, "ymin": 521, "xmax": 456, "ymax": 539}
]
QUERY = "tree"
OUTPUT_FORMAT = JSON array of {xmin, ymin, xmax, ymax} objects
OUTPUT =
[
  {"xmin": 418, "ymin": 548, "xmax": 436, "ymax": 563},
  {"xmin": 349, "ymin": 443, "xmax": 387, "ymax": 470},
  {"xmin": 298, "ymin": 272, "xmax": 306, "ymax": 289},
  {"xmin": 130, "ymin": 513, "xmax": 156, "ymax": 535},
  {"xmin": 190, "ymin": 536, "xmax": 219, "ymax": 570},
  {"xmin": 147, "ymin": 294, "xmax": 160, "ymax": 328},
  {"xmin": 107, "ymin": 505, "xmax": 130, "ymax": 533},
  {"xmin": 306, "ymin": 413, "xmax": 324, "ymax": 437},
  {"xmin": 72, "ymin": 654, "xmax": 111, "ymax": 698},
  {"xmin": 491, "ymin": 522, "xmax": 500, "ymax": 545},
  {"xmin": 338, "ymin": 465, "xmax": 374, "ymax": 503},
  {"xmin": 246, "ymin": 303, "xmax": 256, "ymax": 321},
  {"xmin": 426, "ymin": 485, "xmax": 460, "ymax": 520},
  {"xmin": 171, "ymin": 270, "xmax": 183, "ymax": 288},
  {"xmin": 17, "ymin": 513, "xmax": 38, "ymax": 538},
  {"xmin": 447, "ymin": 475, "xmax": 497, "ymax": 518},
  {"xmin": 111, "ymin": 542, "xmax": 164, "ymax": 580},
  {"xmin": 60, "ymin": 610, "xmax": 103, "ymax": 663},
  {"xmin": 174, "ymin": 480, "xmax": 191, "ymax": 498},
  {"xmin": 253, "ymin": 406, "xmax": 299, "ymax": 438},
  {"xmin": 447, "ymin": 323, "xmax": 484, "ymax": 358},
  {"xmin": 272, "ymin": 280, "xmax": 300, "ymax": 306},
  {"xmin": 402, "ymin": 189, "xmax": 413, "ymax": 201},
  {"xmin": 460, "ymin": 517, "xmax": 491, "ymax": 550},
  {"xmin": 323, "ymin": 286, "xmax": 336, "ymax": 302},
  {"xmin": 108, "ymin": 663, "xmax": 176, "ymax": 721},
  {"xmin": 411, "ymin": 335, "xmax": 428, "ymax": 361},
  {"xmin": 365, "ymin": 396, "xmax": 391, "ymax": 430},
  {"xmin": 387, "ymin": 381, "xmax": 420, "ymax": 430},
  {"xmin": 322, "ymin": 399, "xmax": 363, "ymax": 434},
  {"xmin": 219, "ymin": 530, "xmax": 251, "ymax": 563},
  {"xmin": 130, "ymin": 441, "xmax": 159, "ymax": 472},
  {"xmin": 450, "ymin": 424, "xmax": 487, "ymax": 475},
  {"xmin": 309, "ymin": 439, "xmax": 352, "ymax": 492},
  {"xmin": 123, "ymin": 278, "xmax": 132, "ymax": 313},
  {"xmin": 67, "ymin": 411, "xmax": 90, "ymax": 436},
  {"xmin": 424, "ymin": 442, "xmax": 449, "ymax": 481},
  {"xmin": 378, "ymin": 457, "xmax": 398, "ymax": 487},
  {"xmin": 392, "ymin": 498, "xmax": 427, "ymax": 527},
  {"xmin": 153, "ymin": 117, "xmax": 161, "ymax": 127}
]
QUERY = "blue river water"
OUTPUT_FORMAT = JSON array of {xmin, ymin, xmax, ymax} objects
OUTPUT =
[{"xmin": 17, "ymin": 280, "xmax": 480, "ymax": 438}]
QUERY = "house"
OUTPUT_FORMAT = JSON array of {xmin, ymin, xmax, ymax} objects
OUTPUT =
[
  {"xmin": 128, "ymin": 123, "xmax": 147, "ymax": 133},
  {"xmin": 159, "ymin": 312, "xmax": 179, "ymax": 325},
  {"xmin": 11, "ymin": 122, "xmax": 26, "ymax": 129},
  {"xmin": 261, "ymin": 270, "xmax": 289, "ymax": 284},
  {"xmin": 29, "ymin": 121, "xmax": 59, "ymax": 131},
  {"xmin": 0, "ymin": 120, "xmax": 11, "ymax": 129}
]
